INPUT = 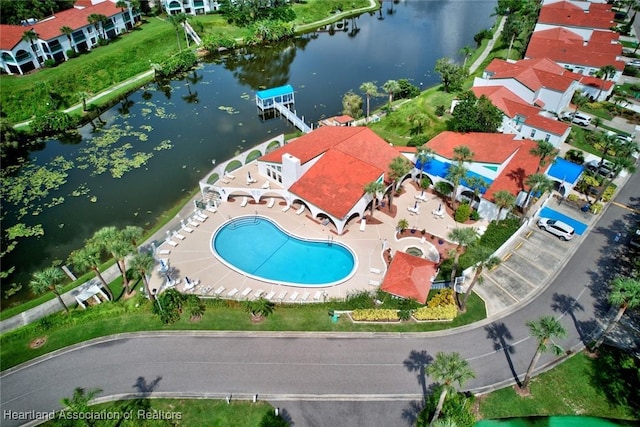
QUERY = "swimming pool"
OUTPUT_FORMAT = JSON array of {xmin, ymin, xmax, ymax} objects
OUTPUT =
[{"xmin": 211, "ymin": 216, "xmax": 357, "ymax": 286}]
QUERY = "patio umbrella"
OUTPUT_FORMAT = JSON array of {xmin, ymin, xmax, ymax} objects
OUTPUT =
[
  {"xmin": 438, "ymin": 203, "xmax": 442, "ymax": 211},
  {"xmin": 414, "ymin": 201, "xmax": 418, "ymax": 209},
  {"xmin": 248, "ymin": 171, "xmax": 252, "ymax": 181}
]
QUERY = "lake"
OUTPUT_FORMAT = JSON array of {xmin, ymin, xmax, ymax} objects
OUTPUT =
[{"xmin": 1, "ymin": 0, "xmax": 498, "ymax": 308}]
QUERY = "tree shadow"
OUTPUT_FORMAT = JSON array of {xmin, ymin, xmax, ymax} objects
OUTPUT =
[
  {"xmin": 133, "ymin": 375, "xmax": 162, "ymax": 395},
  {"xmin": 485, "ymin": 322, "xmax": 521, "ymax": 388},
  {"xmin": 403, "ymin": 349, "xmax": 433, "ymax": 397},
  {"xmin": 506, "ymin": 167, "xmax": 526, "ymax": 192},
  {"xmin": 551, "ymin": 293, "xmax": 585, "ymax": 342},
  {"xmin": 401, "ymin": 399, "xmax": 425, "ymax": 426}
]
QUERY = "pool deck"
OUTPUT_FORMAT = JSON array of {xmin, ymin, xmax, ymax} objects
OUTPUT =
[{"xmin": 148, "ymin": 175, "xmax": 488, "ymax": 302}]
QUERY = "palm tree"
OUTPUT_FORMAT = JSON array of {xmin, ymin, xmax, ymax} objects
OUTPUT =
[
  {"xmin": 492, "ymin": 190, "xmax": 516, "ymax": 221},
  {"xmin": 120, "ymin": 225, "xmax": 143, "ymax": 247},
  {"xmin": 382, "ymin": 79, "xmax": 400, "ymax": 112},
  {"xmin": 572, "ymin": 90, "xmax": 589, "ymax": 114},
  {"xmin": 449, "ymin": 145, "xmax": 474, "ymax": 209},
  {"xmin": 460, "ymin": 246, "xmax": 500, "ymax": 312},
  {"xmin": 60, "ymin": 26, "xmax": 76, "ymax": 56},
  {"xmin": 523, "ymin": 173, "xmax": 553, "ymax": 209},
  {"xmin": 529, "ymin": 140, "xmax": 557, "ymax": 174},
  {"xmin": 459, "ymin": 45, "xmax": 474, "ymax": 68},
  {"xmin": 387, "ymin": 156, "xmax": 412, "ymax": 210},
  {"xmin": 91, "ymin": 226, "xmax": 135, "ymax": 294},
  {"xmin": 521, "ymin": 315, "xmax": 566, "ymax": 390},
  {"xmin": 425, "ymin": 352, "xmax": 475, "ymax": 426},
  {"xmin": 593, "ymin": 277, "xmax": 640, "ymax": 348},
  {"xmin": 76, "ymin": 91, "xmax": 89, "ymax": 111},
  {"xmin": 596, "ymin": 65, "xmax": 617, "ymax": 100},
  {"xmin": 130, "ymin": 251, "xmax": 155, "ymax": 300},
  {"xmin": 245, "ymin": 297, "xmax": 275, "ymax": 322},
  {"xmin": 21, "ymin": 29, "xmax": 41, "ymax": 65},
  {"xmin": 596, "ymin": 151, "xmax": 636, "ymax": 203},
  {"xmin": 445, "ymin": 164, "xmax": 467, "ymax": 210},
  {"xmin": 397, "ymin": 218, "xmax": 409, "ymax": 234},
  {"xmin": 416, "ymin": 146, "xmax": 434, "ymax": 184},
  {"xmin": 30, "ymin": 267, "xmax": 68, "ymax": 314},
  {"xmin": 364, "ymin": 180, "xmax": 385, "ymax": 218},
  {"xmin": 359, "ymin": 81, "xmax": 378, "ymax": 122},
  {"xmin": 447, "ymin": 227, "xmax": 479, "ymax": 290},
  {"xmin": 463, "ymin": 175, "xmax": 487, "ymax": 207},
  {"xmin": 68, "ymin": 244, "xmax": 113, "ymax": 301},
  {"xmin": 168, "ymin": 13, "xmax": 188, "ymax": 52},
  {"xmin": 60, "ymin": 387, "xmax": 103, "ymax": 416},
  {"xmin": 88, "ymin": 14, "xmax": 108, "ymax": 40}
]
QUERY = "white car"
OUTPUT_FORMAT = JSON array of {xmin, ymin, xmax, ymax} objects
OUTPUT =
[{"xmin": 537, "ymin": 218, "xmax": 575, "ymax": 241}]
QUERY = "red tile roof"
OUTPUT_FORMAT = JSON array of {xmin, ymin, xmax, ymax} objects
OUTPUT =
[
  {"xmin": 484, "ymin": 138, "xmax": 542, "ymax": 201},
  {"xmin": 380, "ymin": 251, "xmax": 437, "ymax": 304},
  {"xmin": 565, "ymin": 70, "xmax": 614, "ymax": 91},
  {"xmin": 539, "ymin": 0, "xmax": 615, "ymax": 30},
  {"xmin": 263, "ymin": 126, "xmax": 405, "ymax": 219},
  {"xmin": 426, "ymin": 131, "xmax": 520, "ymax": 164},
  {"xmin": 526, "ymin": 28, "xmax": 624, "ymax": 71},
  {"xmin": 0, "ymin": 1, "xmax": 121, "ymax": 49},
  {"xmin": 288, "ymin": 150, "xmax": 382, "ymax": 218},
  {"xmin": 426, "ymin": 132, "xmax": 545, "ymax": 201},
  {"xmin": 472, "ymin": 86, "xmax": 569, "ymax": 136},
  {"xmin": 484, "ymin": 57, "xmax": 575, "ymax": 92}
]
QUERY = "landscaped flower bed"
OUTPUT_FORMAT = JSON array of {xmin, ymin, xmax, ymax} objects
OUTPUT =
[
  {"xmin": 349, "ymin": 308, "xmax": 400, "ymax": 322},
  {"xmin": 412, "ymin": 304, "xmax": 457, "ymax": 321}
]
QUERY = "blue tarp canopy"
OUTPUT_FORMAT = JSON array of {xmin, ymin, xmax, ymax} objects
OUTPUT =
[
  {"xmin": 416, "ymin": 158, "xmax": 493, "ymax": 194},
  {"xmin": 256, "ymin": 85, "xmax": 294, "ymax": 100},
  {"xmin": 546, "ymin": 158, "xmax": 583, "ymax": 184}
]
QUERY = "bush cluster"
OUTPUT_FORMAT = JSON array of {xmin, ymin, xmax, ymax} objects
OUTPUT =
[
  {"xmin": 350, "ymin": 309, "xmax": 400, "ymax": 322},
  {"xmin": 413, "ymin": 304, "xmax": 457, "ymax": 321},
  {"xmin": 454, "ymin": 203, "xmax": 471, "ymax": 223}
]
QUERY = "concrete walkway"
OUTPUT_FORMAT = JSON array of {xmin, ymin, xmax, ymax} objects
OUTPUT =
[{"xmin": 469, "ymin": 16, "xmax": 506, "ymax": 74}]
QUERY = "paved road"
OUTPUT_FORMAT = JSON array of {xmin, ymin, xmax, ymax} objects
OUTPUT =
[{"xmin": 1, "ymin": 170, "xmax": 637, "ymax": 427}]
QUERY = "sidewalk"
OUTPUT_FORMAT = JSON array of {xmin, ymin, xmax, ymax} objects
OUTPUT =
[{"xmin": 469, "ymin": 16, "xmax": 505, "ymax": 74}]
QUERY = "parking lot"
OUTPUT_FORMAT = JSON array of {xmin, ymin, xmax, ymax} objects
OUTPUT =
[{"xmin": 474, "ymin": 198, "xmax": 596, "ymax": 317}]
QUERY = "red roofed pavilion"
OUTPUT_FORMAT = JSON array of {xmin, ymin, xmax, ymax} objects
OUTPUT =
[{"xmin": 380, "ymin": 252, "xmax": 438, "ymax": 304}]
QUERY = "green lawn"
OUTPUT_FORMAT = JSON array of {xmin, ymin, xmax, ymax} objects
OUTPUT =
[{"xmin": 478, "ymin": 349, "xmax": 638, "ymax": 421}]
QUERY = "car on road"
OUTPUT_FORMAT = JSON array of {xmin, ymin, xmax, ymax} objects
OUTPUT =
[
  {"xmin": 628, "ymin": 59, "xmax": 640, "ymax": 68},
  {"xmin": 585, "ymin": 160, "xmax": 615, "ymax": 178},
  {"xmin": 537, "ymin": 217, "xmax": 575, "ymax": 241}
]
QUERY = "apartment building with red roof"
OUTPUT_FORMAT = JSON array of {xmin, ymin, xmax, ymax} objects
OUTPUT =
[
  {"xmin": 422, "ymin": 132, "xmax": 544, "ymax": 220},
  {"xmin": 538, "ymin": 0, "xmax": 615, "ymax": 31},
  {"xmin": 0, "ymin": 0, "xmax": 137, "ymax": 75}
]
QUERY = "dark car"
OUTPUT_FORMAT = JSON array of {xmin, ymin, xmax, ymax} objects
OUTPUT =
[{"xmin": 585, "ymin": 160, "xmax": 615, "ymax": 179}]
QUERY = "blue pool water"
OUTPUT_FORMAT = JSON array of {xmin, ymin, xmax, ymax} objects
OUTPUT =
[
  {"xmin": 546, "ymin": 157, "xmax": 584, "ymax": 184},
  {"xmin": 211, "ymin": 216, "xmax": 357, "ymax": 286},
  {"xmin": 539, "ymin": 207, "xmax": 588, "ymax": 235},
  {"xmin": 416, "ymin": 158, "xmax": 493, "ymax": 193}
]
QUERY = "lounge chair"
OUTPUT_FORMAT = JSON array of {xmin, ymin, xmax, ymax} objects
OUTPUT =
[
  {"xmin": 313, "ymin": 291, "xmax": 322, "ymax": 301},
  {"xmin": 262, "ymin": 181, "xmax": 270, "ymax": 189},
  {"xmin": 193, "ymin": 215, "xmax": 206, "ymax": 223},
  {"xmin": 281, "ymin": 205, "xmax": 290, "ymax": 212},
  {"xmin": 267, "ymin": 198, "xmax": 275, "ymax": 208},
  {"xmin": 157, "ymin": 249, "xmax": 171, "ymax": 255},
  {"xmin": 295, "ymin": 205, "xmax": 305, "ymax": 215},
  {"xmin": 289, "ymin": 291, "xmax": 299, "ymax": 301},
  {"xmin": 414, "ymin": 193, "xmax": 428, "ymax": 202},
  {"xmin": 407, "ymin": 206, "xmax": 420, "ymax": 214},
  {"xmin": 370, "ymin": 267, "xmax": 382, "ymax": 274},
  {"xmin": 188, "ymin": 219, "xmax": 200, "ymax": 227},
  {"xmin": 166, "ymin": 239, "xmax": 178, "ymax": 247},
  {"xmin": 221, "ymin": 178, "xmax": 230, "ymax": 184},
  {"xmin": 265, "ymin": 291, "xmax": 276, "ymax": 300},
  {"xmin": 301, "ymin": 291, "xmax": 310, "ymax": 302},
  {"xmin": 184, "ymin": 280, "xmax": 196, "ymax": 291},
  {"xmin": 225, "ymin": 172, "xmax": 236, "ymax": 180},
  {"xmin": 206, "ymin": 205, "xmax": 218, "ymax": 214},
  {"xmin": 227, "ymin": 288, "xmax": 239, "ymax": 298},
  {"xmin": 174, "ymin": 233, "xmax": 186, "ymax": 240},
  {"xmin": 254, "ymin": 289, "xmax": 264, "ymax": 299},
  {"xmin": 240, "ymin": 197, "xmax": 248, "ymax": 207},
  {"xmin": 214, "ymin": 286, "xmax": 226, "ymax": 296},
  {"xmin": 241, "ymin": 287, "xmax": 252, "ymax": 299},
  {"xmin": 368, "ymin": 280, "xmax": 380, "ymax": 287},
  {"xmin": 181, "ymin": 226, "xmax": 193, "ymax": 233},
  {"xmin": 359, "ymin": 219, "xmax": 366, "ymax": 232},
  {"xmin": 196, "ymin": 211, "xmax": 208, "ymax": 220},
  {"xmin": 432, "ymin": 209, "xmax": 444, "ymax": 218},
  {"xmin": 277, "ymin": 291, "xmax": 287, "ymax": 301}
]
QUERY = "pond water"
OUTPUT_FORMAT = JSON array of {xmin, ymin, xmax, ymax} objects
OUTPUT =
[{"xmin": 1, "ymin": 1, "xmax": 498, "ymax": 308}]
